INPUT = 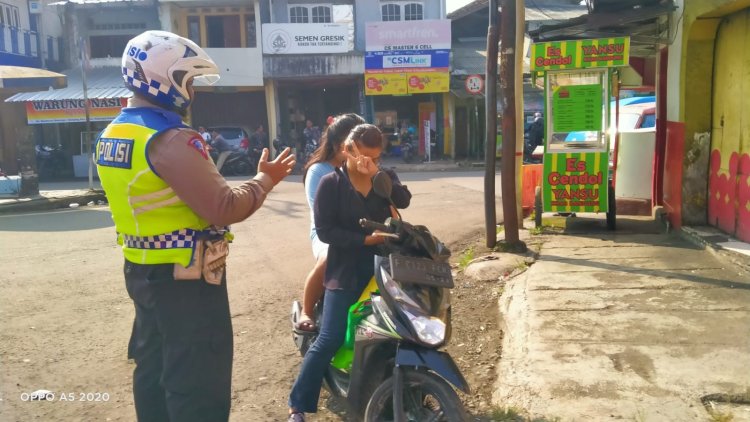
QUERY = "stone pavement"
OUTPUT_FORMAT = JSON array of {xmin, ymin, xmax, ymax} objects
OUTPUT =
[{"xmin": 494, "ymin": 216, "xmax": 750, "ymax": 421}]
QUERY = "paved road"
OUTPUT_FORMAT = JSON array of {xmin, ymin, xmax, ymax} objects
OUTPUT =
[{"xmin": 0, "ymin": 171, "xmax": 501, "ymax": 421}]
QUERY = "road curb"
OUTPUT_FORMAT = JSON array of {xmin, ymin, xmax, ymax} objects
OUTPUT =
[
  {"xmin": 0, "ymin": 190, "xmax": 107, "ymax": 214},
  {"xmin": 680, "ymin": 226, "xmax": 750, "ymax": 273}
]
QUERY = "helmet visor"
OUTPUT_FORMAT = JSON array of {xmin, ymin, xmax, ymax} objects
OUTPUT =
[{"xmin": 195, "ymin": 74, "xmax": 220, "ymax": 85}]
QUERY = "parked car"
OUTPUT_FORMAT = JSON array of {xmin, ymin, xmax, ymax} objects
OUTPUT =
[{"xmin": 208, "ymin": 126, "xmax": 250, "ymax": 151}]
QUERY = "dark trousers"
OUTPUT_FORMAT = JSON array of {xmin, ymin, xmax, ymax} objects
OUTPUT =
[
  {"xmin": 288, "ymin": 287, "xmax": 361, "ymax": 413},
  {"xmin": 124, "ymin": 261, "xmax": 233, "ymax": 422}
]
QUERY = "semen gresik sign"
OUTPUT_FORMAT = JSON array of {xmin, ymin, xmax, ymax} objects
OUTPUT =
[{"xmin": 262, "ymin": 23, "xmax": 349, "ymax": 54}]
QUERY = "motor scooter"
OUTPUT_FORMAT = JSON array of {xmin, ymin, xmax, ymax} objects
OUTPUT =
[
  {"xmin": 35, "ymin": 144, "xmax": 67, "ymax": 180},
  {"xmin": 291, "ymin": 172, "xmax": 469, "ymax": 421},
  {"xmin": 210, "ymin": 148, "xmax": 254, "ymax": 176}
]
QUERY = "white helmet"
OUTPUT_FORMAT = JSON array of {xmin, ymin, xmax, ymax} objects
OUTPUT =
[{"xmin": 122, "ymin": 30, "xmax": 219, "ymax": 111}]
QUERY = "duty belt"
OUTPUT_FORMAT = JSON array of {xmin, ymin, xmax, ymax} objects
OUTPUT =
[{"xmin": 122, "ymin": 226, "xmax": 231, "ymax": 249}]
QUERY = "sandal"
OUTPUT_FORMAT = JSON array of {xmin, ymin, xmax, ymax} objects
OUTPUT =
[
  {"xmin": 294, "ymin": 313, "xmax": 317, "ymax": 333},
  {"xmin": 288, "ymin": 412, "xmax": 305, "ymax": 422}
]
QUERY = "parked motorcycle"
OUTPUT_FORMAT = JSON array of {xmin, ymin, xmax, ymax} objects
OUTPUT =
[
  {"xmin": 401, "ymin": 139, "xmax": 415, "ymax": 164},
  {"xmin": 35, "ymin": 144, "xmax": 67, "ymax": 180},
  {"xmin": 209, "ymin": 148, "xmax": 255, "ymax": 176},
  {"xmin": 291, "ymin": 172, "xmax": 469, "ymax": 421}
]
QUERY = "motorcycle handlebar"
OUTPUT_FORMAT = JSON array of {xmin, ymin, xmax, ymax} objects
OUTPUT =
[{"xmin": 359, "ymin": 218, "xmax": 390, "ymax": 233}]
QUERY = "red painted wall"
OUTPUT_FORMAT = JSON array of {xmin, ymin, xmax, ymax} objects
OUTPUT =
[{"xmin": 663, "ymin": 121, "xmax": 685, "ymax": 229}]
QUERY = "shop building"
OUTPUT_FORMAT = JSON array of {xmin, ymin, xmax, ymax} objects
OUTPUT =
[
  {"xmin": 447, "ymin": 0, "xmax": 587, "ymax": 161},
  {"xmin": 159, "ymin": 0, "xmax": 266, "ymax": 140},
  {"xmin": 360, "ymin": 1, "xmax": 449, "ymax": 159},
  {"xmin": 261, "ymin": 1, "xmax": 361, "ymax": 150},
  {"xmin": 661, "ymin": 0, "xmax": 750, "ymax": 242},
  {"xmin": 4, "ymin": 0, "xmax": 158, "ymax": 177}
]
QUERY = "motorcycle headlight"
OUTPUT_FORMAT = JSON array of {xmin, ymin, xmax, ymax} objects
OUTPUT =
[
  {"xmin": 380, "ymin": 267, "xmax": 446, "ymax": 346},
  {"xmin": 403, "ymin": 309, "xmax": 446, "ymax": 346}
]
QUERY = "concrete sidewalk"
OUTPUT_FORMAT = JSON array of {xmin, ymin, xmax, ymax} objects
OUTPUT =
[{"xmin": 495, "ymin": 217, "xmax": 750, "ymax": 421}]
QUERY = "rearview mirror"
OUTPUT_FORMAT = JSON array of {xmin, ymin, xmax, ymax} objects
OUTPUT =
[{"xmin": 372, "ymin": 171, "xmax": 392, "ymax": 200}]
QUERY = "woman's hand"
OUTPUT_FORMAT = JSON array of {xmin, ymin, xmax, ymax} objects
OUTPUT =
[
  {"xmin": 344, "ymin": 140, "xmax": 379, "ymax": 178},
  {"xmin": 364, "ymin": 231, "xmax": 386, "ymax": 245}
]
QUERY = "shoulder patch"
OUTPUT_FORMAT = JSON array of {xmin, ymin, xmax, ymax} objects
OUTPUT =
[
  {"xmin": 187, "ymin": 136, "xmax": 209, "ymax": 160},
  {"xmin": 96, "ymin": 138, "xmax": 134, "ymax": 169}
]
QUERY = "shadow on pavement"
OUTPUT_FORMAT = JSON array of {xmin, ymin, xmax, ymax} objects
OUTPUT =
[{"xmin": 0, "ymin": 207, "xmax": 114, "ymax": 232}]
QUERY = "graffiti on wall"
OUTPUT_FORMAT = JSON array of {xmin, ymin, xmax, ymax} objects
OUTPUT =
[{"xmin": 708, "ymin": 150, "xmax": 750, "ymax": 242}]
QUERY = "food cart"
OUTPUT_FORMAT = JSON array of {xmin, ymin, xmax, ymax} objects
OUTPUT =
[{"xmin": 530, "ymin": 37, "xmax": 631, "ymax": 230}]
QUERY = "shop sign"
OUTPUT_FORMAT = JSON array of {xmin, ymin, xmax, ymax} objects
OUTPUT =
[
  {"xmin": 551, "ymin": 84, "xmax": 603, "ymax": 132},
  {"xmin": 365, "ymin": 20, "xmax": 451, "ymax": 52},
  {"xmin": 26, "ymin": 98, "xmax": 127, "ymax": 124},
  {"xmin": 364, "ymin": 71, "xmax": 449, "ymax": 96},
  {"xmin": 364, "ymin": 73, "xmax": 408, "ymax": 95},
  {"xmin": 542, "ymin": 153, "xmax": 609, "ymax": 212},
  {"xmin": 365, "ymin": 50, "xmax": 450, "ymax": 72},
  {"xmin": 262, "ymin": 23, "xmax": 349, "ymax": 55},
  {"xmin": 407, "ymin": 71, "xmax": 449, "ymax": 94},
  {"xmin": 530, "ymin": 37, "xmax": 630, "ymax": 71}
]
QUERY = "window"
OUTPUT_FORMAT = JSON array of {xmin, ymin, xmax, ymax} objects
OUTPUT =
[
  {"xmin": 381, "ymin": 2, "xmax": 423, "ymax": 21},
  {"xmin": 404, "ymin": 3, "xmax": 423, "ymax": 20},
  {"xmin": 1, "ymin": 3, "xmax": 20, "ymax": 27},
  {"xmin": 90, "ymin": 35, "xmax": 132, "ymax": 58},
  {"xmin": 206, "ymin": 15, "xmax": 241, "ymax": 48},
  {"xmin": 289, "ymin": 6, "xmax": 309, "ymax": 23},
  {"xmin": 244, "ymin": 14, "xmax": 256, "ymax": 48},
  {"xmin": 187, "ymin": 15, "xmax": 201, "ymax": 45},
  {"xmin": 186, "ymin": 8, "xmax": 257, "ymax": 49},
  {"xmin": 311, "ymin": 6, "xmax": 331, "ymax": 23},
  {"xmin": 381, "ymin": 4, "xmax": 401, "ymax": 21},
  {"xmin": 288, "ymin": 5, "xmax": 332, "ymax": 23}
]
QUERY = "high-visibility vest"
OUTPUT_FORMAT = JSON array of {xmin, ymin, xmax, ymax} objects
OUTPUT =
[{"xmin": 95, "ymin": 107, "xmax": 210, "ymax": 267}]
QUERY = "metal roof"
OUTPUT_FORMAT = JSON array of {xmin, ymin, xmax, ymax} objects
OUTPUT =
[
  {"xmin": 48, "ymin": 0, "xmax": 148, "ymax": 5},
  {"xmin": 528, "ymin": 0, "xmax": 677, "ymax": 55},
  {"xmin": 5, "ymin": 66, "xmax": 131, "ymax": 102}
]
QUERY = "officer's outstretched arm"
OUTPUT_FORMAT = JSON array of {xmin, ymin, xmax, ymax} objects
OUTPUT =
[{"xmin": 149, "ymin": 128, "xmax": 276, "ymax": 226}]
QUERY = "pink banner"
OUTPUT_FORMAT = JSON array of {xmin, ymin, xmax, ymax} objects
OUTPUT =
[{"xmin": 365, "ymin": 20, "xmax": 451, "ymax": 52}]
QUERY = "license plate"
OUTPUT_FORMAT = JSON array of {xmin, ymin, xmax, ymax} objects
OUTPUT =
[{"xmin": 389, "ymin": 254, "xmax": 454, "ymax": 288}]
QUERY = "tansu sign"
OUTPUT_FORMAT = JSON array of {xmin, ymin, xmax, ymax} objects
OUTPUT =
[
  {"xmin": 530, "ymin": 37, "xmax": 630, "ymax": 71},
  {"xmin": 26, "ymin": 98, "xmax": 127, "ymax": 124},
  {"xmin": 543, "ymin": 153, "xmax": 609, "ymax": 212}
]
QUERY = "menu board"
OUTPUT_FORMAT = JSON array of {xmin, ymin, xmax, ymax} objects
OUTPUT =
[{"xmin": 552, "ymin": 84, "xmax": 602, "ymax": 133}]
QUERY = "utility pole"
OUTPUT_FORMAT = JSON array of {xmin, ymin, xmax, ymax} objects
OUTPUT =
[
  {"xmin": 499, "ymin": 0, "xmax": 524, "ymax": 249},
  {"xmin": 514, "ymin": 1, "xmax": 526, "ymax": 225},
  {"xmin": 80, "ymin": 36, "xmax": 93, "ymax": 190},
  {"xmin": 484, "ymin": 0, "xmax": 499, "ymax": 248}
]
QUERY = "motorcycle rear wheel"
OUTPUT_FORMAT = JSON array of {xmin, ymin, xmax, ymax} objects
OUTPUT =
[{"xmin": 364, "ymin": 370, "xmax": 467, "ymax": 422}]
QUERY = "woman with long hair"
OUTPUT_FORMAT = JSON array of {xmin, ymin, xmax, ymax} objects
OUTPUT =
[
  {"xmin": 288, "ymin": 124, "xmax": 411, "ymax": 421},
  {"xmin": 296, "ymin": 113, "xmax": 366, "ymax": 332}
]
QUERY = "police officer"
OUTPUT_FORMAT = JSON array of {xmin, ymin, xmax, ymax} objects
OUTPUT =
[{"xmin": 96, "ymin": 31, "xmax": 295, "ymax": 422}]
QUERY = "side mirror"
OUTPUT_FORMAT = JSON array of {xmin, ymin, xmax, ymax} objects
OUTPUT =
[{"xmin": 372, "ymin": 171, "xmax": 393, "ymax": 200}]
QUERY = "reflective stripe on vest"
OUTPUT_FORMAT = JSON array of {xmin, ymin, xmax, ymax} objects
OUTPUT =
[{"xmin": 96, "ymin": 107, "xmax": 212, "ymax": 267}]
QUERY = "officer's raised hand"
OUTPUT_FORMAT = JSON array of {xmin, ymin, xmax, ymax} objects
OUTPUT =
[{"xmin": 258, "ymin": 147, "xmax": 295, "ymax": 185}]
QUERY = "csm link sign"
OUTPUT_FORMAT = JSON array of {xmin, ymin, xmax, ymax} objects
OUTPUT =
[
  {"xmin": 262, "ymin": 23, "xmax": 349, "ymax": 54},
  {"xmin": 364, "ymin": 20, "xmax": 451, "ymax": 95}
]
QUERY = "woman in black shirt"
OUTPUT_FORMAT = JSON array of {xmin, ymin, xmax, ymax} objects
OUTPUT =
[{"xmin": 287, "ymin": 124, "xmax": 411, "ymax": 421}]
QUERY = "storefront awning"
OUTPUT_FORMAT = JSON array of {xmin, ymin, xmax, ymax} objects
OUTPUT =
[
  {"xmin": 528, "ymin": 1, "xmax": 677, "ymax": 56},
  {"xmin": 5, "ymin": 66, "xmax": 131, "ymax": 103},
  {"xmin": 0, "ymin": 66, "xmax": 67, "ymax": 90}
]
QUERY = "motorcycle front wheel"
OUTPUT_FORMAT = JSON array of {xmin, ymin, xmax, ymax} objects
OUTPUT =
[
  {"xmin": 364, "ymin": 370, "xmax": 467, "ymax": 422},
  {"xmin": 232, "ymin": 159, "xmax": 253, "ymax": 176}
]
